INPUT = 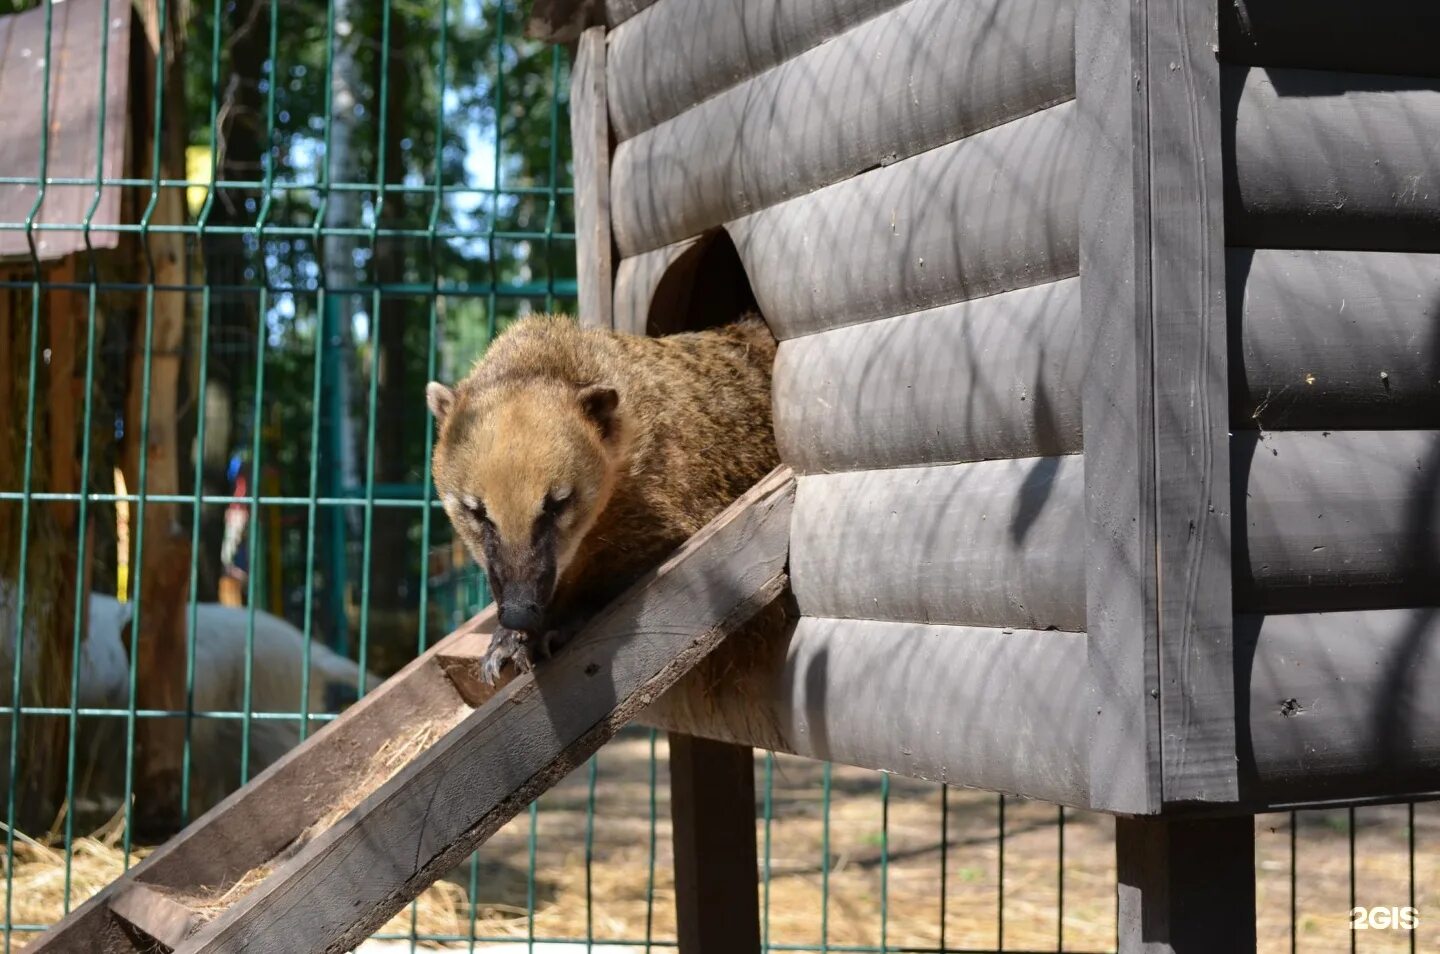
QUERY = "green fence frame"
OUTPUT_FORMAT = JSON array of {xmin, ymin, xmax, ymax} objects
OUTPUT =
[{"xmin": 1, "ymin": 0, "xmax": 1435, "ymax": 951}]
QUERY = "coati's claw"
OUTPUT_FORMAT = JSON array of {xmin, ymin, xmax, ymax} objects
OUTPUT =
[{"xmin": 480, "ymin": 626, "xmax": 536, "ymax": 686}]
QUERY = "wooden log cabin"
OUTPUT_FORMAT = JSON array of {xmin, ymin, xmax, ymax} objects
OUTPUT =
[{"xmin": 529, "ymin": 0, "xmax": 1440, "ymax": 946}]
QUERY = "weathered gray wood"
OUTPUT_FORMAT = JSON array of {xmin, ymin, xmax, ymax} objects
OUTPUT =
[
  {"xmin": 733, "ymin": 101, "xmax": 1079, "ymax": 341},
  {"xmin": 773, "ymin": 278, "xmax": 1083, "ymax": 474},
  {"xmin": 613, "ymin": 236, "xmax": 705, "ymax": 335},
  {"xmin": 1233, "ymin": 429, "xmax": 1440, "ymax": 613},
  {"xmin": 645, "ymin": 616, "xmax": 1093, "ymax": 807},
  {"xmin": 1239, "ymin": 607, "xmax": 1440, "ymax": 804},
  {"xmin": 1219, "ymin": 0, "xmax": 1440, "ymax": 80},
  {"xmin": 611, "ymin": 0, "xmax": 1076, "ymax": 257},
  {"xmin": 28, "ymin": 607, "xmax": 493, "ymax": 954},
  {"xmin": 110, "ymin": 885, "xmax": 202, "ymax": 949},
  {"xmin": 1146, "ymin": 0, "xmax": 1237, "ymax": 804},
  {"xmin": 606, "ymin": 0, "xmax": 907, "ymax": 142},
  {"xmin": 1224, "ymin": 66, "xmax": 1440, "ymax": 252},
  {"xmin": 177, "ymin": 468, "xmax": 795, "ymax": 954},
  {"xmin": 1075, "ymin": 0, "xmax": 1161, "ymax": 815},
  {"xmin": 1230, "ymin": 248, "xmax": 1440, "ymax": 430},
  {"xmin": 1116, "ymin": 816, "xmax": 1256, "ymax": 954},
  {"xmin": 0, "ymin": 0, "xmax": 131, "ymax": 261},
  {"xmin": 790, "ymin": 458, "xmax": 1086, "ymax": 631},
  {"xmin": 668, "ymin": 733, "xmax": 761, "ymax": 954},
  {"xmin": 571, "ymin": 27, "xmax": 614, "ymax": 329}
]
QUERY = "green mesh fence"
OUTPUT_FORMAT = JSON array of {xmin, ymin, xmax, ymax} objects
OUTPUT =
[{"xmin": 1, "ymin": 0, "xmax": 1436, "ymax": 951}]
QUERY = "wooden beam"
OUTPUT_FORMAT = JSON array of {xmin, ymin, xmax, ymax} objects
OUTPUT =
[
  {"xmin": 731, "ymin": 100, "xmax": 1079, "ymax": 341},
  {"xmin": 1224, "ymin": 65, "xmax": 1440, "ymax": 252},
  {"xmin": 606, "ymin": 0, "xmax": 907, "ymax": 142},
  {"xmin": 611, "ymin": 0, "xmax": 1076, "ymax": 257},
  {"xmin": 789, "ymin": 458, "xmax": 1086, "ymax": 631},
  {"xmin": 177, "ymin": 467, "xmax": 795, "ymax": 954},
  {"xmin": 1075, "ymin": 0, "xmax": 1160, "ymax": 815},
  {"xmin": 1145, "ymin": 0, "xmax": 1237, "ymax": 804},
  {"xmin": 1239, "ymin": 607, "xmax": 1440, "ymax": 805},
  {"xmin": 1229, "ymin": 249, "xmax": 1440, "ymax": 431},
  {"xmin": 1233, "ymin": 430, "xmax": 1440, "ymax": 613},
  {"xmin": 570, "ymin": 26, "xmax": 614, "ymax": 330},
  {"xmin": 642, "ymin": 616, "xmax": 1094, "ymax": 809},
  {"xmin": 1116, "ymin": 816, "xmax": 1256, "ymax": 954},
  {"xmin": 774, "ymin": 277, "xmax": 1083, "ymax": 474},
  {"xmin": 668, "ymin": 734, "xmax": 761, "ymax": 954},
  {"xmin": 110, "ymin": 885, "xmax": 203, "ymax": 949}
]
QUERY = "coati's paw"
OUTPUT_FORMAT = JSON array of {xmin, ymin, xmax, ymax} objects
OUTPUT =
[{"xmin": 481, "ymin": 626, "xmax": 537, "ymax": 685}]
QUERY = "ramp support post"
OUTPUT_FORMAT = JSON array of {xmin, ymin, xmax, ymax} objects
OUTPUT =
[{"xmin": 669, "ymin": 733, "xmax": 762, "ymax": 954}]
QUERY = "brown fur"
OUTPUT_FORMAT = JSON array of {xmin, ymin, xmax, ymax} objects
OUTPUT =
[{"xmin": 429, "ymin": 314, "xmax": 778, "ymax": 651}]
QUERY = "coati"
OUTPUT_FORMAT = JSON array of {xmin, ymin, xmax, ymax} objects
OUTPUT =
[{"xmin": 426, "ymin": 313, "xmax": 778, "ymax": 683}]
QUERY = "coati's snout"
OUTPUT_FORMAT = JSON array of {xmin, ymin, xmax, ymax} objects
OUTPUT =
[{"xmin": 425, "ymin": 377, "xmax": 624, "ymax": 635}]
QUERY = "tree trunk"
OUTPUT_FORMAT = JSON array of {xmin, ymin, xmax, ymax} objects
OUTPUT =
[
  {"xmin": 126, "ymin": 0, "xmax": 197, "ymax": 839},
  {"xmin": 0, "ymin": 266, "xmax": 86, "ymax": 835}
]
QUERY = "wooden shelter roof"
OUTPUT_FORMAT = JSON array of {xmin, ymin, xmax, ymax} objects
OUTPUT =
[{"xmin": 0, "ymin": 0, "xmax": 131, "ymax": 263}]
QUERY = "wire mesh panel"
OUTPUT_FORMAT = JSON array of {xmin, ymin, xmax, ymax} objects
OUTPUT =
[{"xmin": 0, "ymin": 0, "xmax": 1436, "ymax": 950}]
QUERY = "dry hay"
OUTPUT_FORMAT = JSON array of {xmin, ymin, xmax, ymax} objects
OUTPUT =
[{"xmin": 6, "ymin": 731, "xmax": 1438, "ymax": 952}]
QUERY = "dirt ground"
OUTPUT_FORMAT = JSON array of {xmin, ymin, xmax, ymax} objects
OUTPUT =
[
  {"xmin": 379, "ymin": 729, "xmax": 1440, "ymax": 953},
  {"xmin": 8, "ymin": 727, "xmax": 1438, "ymax": 952}
]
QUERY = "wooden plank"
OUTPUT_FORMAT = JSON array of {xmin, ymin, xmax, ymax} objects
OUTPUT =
[
  {"xmin": 27, "ymin": 610, "xmax": 490, "ymax": 953},
  {"xmin": 789, "ymin": 458, "xmax": 1086, "ymax": 632},
  {"xmin": 1146, "ymin": 0, "xmax": 1237, "ymax": 804},
  {"xmin": 644, "ymin": 616, "xmax": 1094, "ymax": 807},
  {"xmin": 774, "ymin": 277, "xmax": 1083, "ymax": 474},
  {"xmin": 606, "ymin": 0, "xmax": 907, "ymax": 142},
  {"xmin": 570, "ymin": 27, "xmax": 613, "ymax": 329},
  {"xmin": 1115, "ymin": 816, "xmax": 1256, "ymax": 954},
  {"xmin": 110, "ymin": 885, "xmax": 203, "ymax": 949},
  {"xmin": 0, "ymin": 0, "xmax": 130, "ymax": 261},
  {"xmin": 178, "ymin": 468, "xmax": 795, "ymax": 954},
  {"xmin": 1230, "ymin": 248, "xmax": 1440, "ymax": 430},
  {"xmin": 1219, "ymin": 0, "xmax": 1440, "ymax": 79},
  {"xmin": 1233, "ymin": 429, "xmax": 1440, "ymax": 613},
  {"xmin": 611, "ymin": 0, "xmax": 1076, "ymax": 256},
  {"xmin": 1238, "ymin": 607, "xmax": 1440, "ymax": 804},
  {"xmin": 668, "ymin": 734, "xmax": 761, "ymax": 954},
  {"xmin": 1223, "ymin": 65, "xmax": 1440, "ymax": 252},
  {"xmin": 732, "ymin": 101, "xmax": 1079, "ymax": 340},
  {"xmin": 1074, "ymin": 0, "xmax": 1161, "ymax": 815}
]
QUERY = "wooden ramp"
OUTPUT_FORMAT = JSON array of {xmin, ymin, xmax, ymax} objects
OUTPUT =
[{"xmin": 32, "ymin": 468, "xmax": 794, "ymax": 954}]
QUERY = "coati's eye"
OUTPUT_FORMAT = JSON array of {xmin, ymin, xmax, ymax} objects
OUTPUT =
[
  {"xmin": 542, "ymin": 488, "xmax": 572, "ymax": 517},
  {"xmin": 460, "ymin": 495, "xmax": 490, "ymax": 526}
]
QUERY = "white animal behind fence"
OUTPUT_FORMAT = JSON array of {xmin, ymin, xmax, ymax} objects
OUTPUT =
[{"xmin": 0, "ymin": 585, "xmax": 380, "ymax": 831}]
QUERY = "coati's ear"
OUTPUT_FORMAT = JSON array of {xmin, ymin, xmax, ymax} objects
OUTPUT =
[
  {"xmin": 426, "ymin": 382, "xmax": 456, "ymax": 426},
  {"xmin": 578, "ymin": 385, "xmax": 620, "ymax": 441}
]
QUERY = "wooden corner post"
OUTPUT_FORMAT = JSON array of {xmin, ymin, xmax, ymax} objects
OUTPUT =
[
  {"xmin": 571, "ymin": 25, "xmax": 614, "ymax": 329},
  {"xmin": 1079, "ymin": 0, "xmax": 1249, "ymax": 945},
  {"xmin": 1077, "ymin": 0, "xmax": 1237, "ymax": 815},
  {"xmin": 1117, "ymin": 815, "xmax": 1256, "ymax": 953}
]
